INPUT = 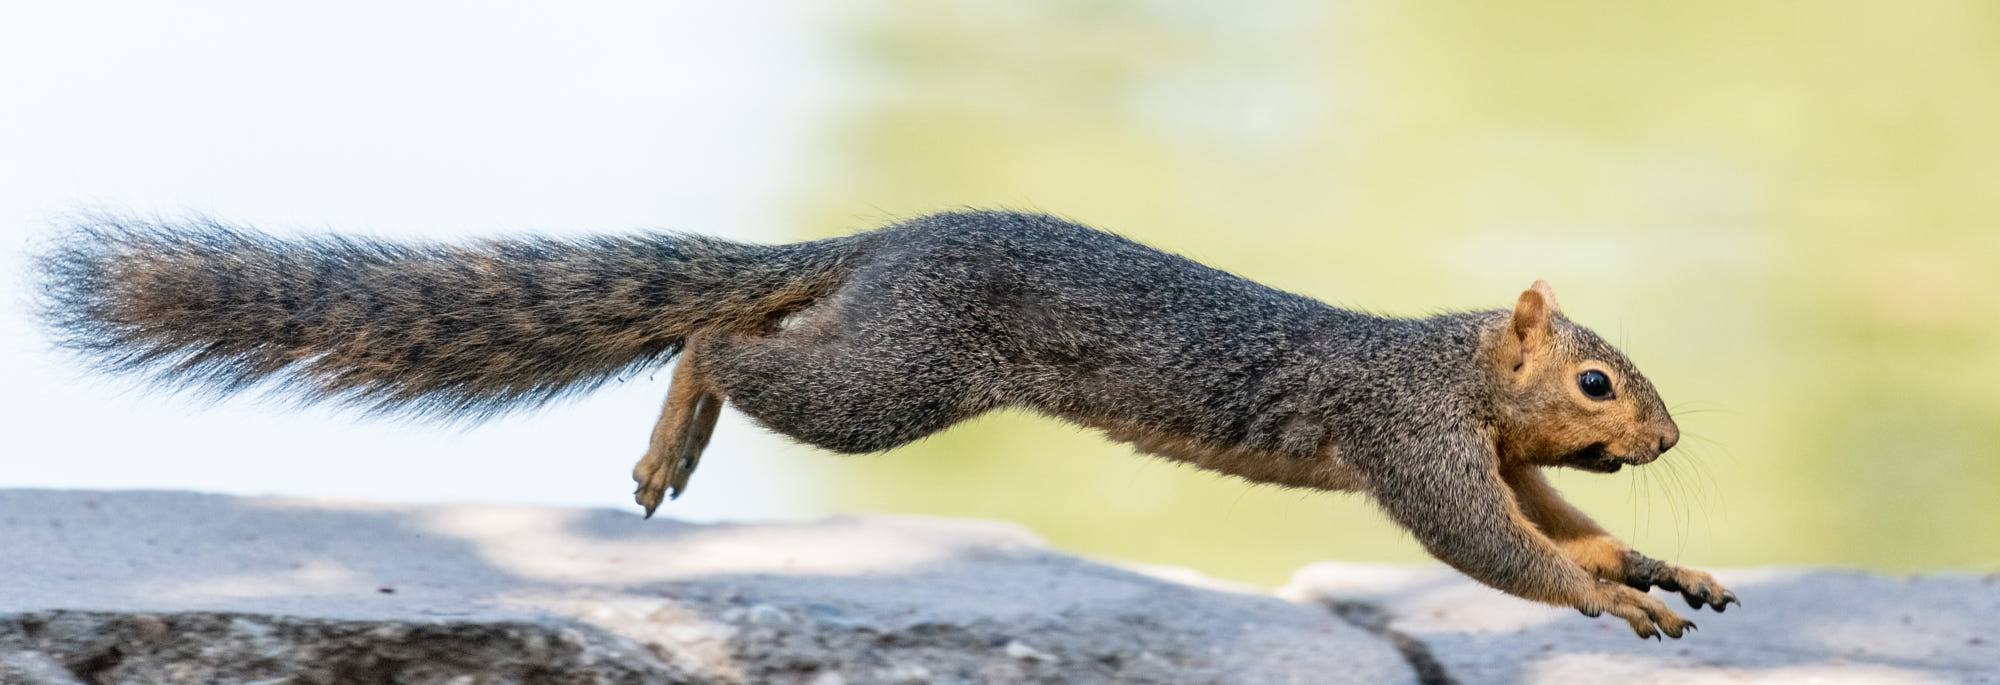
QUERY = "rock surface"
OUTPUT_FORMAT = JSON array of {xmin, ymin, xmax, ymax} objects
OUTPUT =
[
  {"xmin": 1281, "ymin": 561, "xmax": 2000, "ymax": 684},
  {"xmin": 0, "ymin": 490, "xmax": 1413, "ymax": 684},
  {"xmin": 6, "ymin": 489, "xmax": 1996, "ymax": 684}
]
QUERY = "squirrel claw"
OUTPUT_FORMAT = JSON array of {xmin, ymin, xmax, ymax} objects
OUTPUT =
[
  {"xmin": 635, "ymin": 487, "xmax": 667, "ymax": 519},
  {"xmin": 1681, "ymin": 583, "xmax": 1713, "ymax": 610},
  {"xmin": 1696, "ymin": 583, "xmax": 1739, "ymax": 614},
  {"xmin": 1631, "ymin": 558, "xmax": 1735, "ymax": 615},
  {"xmin": 1598, "ymin": 583, "xmax": 1693, "ymax": 639}
]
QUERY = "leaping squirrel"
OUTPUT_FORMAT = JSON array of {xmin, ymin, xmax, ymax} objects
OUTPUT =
[{"xmin": 34, "ymin": 210, "xmax": 1736, "ymax": 638}]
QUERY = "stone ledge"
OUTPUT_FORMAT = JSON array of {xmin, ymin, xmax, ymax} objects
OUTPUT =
[
  {"xmin": 0, "ymin": 490, "xmax": 1412, "ymax": 684},
  {"xmin": 9, "ymin": 489, "xmax": 1991, "ymax": 684},
  {"xmin": 1281, "ymin": 561, "xmax": 2000, "ymax": 684}
]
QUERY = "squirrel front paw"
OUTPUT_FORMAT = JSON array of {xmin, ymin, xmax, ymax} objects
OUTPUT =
[
  {"xmin": 1620, "ymin": 552, "xmax": 1740, "ymax": 612},
  {"xmin": 1580, "ymin": 582, "xmax": 1694, "ymax": 640}
]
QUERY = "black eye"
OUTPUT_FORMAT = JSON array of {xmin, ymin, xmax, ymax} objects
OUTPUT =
[{"xmin": 1577, "ymin": 370, "xmax": 1614, "ymax": 400}]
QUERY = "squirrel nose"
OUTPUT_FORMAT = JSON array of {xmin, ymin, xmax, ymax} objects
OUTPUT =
[{"xmin": 1658, "ymin": 423, "xmax": 1681, "ymax": 454}]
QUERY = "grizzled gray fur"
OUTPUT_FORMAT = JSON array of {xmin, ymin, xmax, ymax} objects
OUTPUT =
[{"xmin": 31, "ymin": 209, "xmax": 1733, "ymax": 639}]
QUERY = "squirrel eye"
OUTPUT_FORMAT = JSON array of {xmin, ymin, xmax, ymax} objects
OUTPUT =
[{"xmin": 1577, "ymin": 370, "xmax": 1614, "ymax": 400}]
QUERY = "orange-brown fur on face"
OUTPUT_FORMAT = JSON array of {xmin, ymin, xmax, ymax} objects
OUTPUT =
[{"xmin": 1483, "ymin": 281, "xmax": 1680, "ymax": 473}]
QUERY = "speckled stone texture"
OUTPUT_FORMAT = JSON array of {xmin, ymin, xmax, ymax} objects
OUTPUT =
[
  {"xmin": 1282, "ymin": 561, "xmax": 2000, "ymax": 685},
  {"xmin": 0, "ymin": 490, "xmax": 1413, "ymax": 684},
  {"xmin": 13, "ymin": 489, "xmax": 1985, "ymax": 684}
]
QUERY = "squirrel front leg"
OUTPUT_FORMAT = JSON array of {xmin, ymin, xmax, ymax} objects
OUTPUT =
[
  {"xmin": 1502, "ymin": 465, "xmax": 1739, "ymax": 612},
  {"xmin": 1363, "ymin": 432, "xmax": 1694, "ymax": 639}
]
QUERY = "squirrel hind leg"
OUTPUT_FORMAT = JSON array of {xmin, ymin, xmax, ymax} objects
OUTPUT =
[
  {"xmin": 701, "ymin": 330, "xmax": 988, "ymax": 455},
  {"xmin": 633, "ymin": 345, "xmax": 723, "ymax": 518}
]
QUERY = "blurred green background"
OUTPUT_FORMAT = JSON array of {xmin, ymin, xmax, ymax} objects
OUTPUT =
[{"xmin": 785, "ymin": 1, "xmax": 2000, "ymax": 586}]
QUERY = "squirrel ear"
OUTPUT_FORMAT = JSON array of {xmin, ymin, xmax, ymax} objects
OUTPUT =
[
  {"xmin": 1529, "ymin": 280, "xmax": 1561, "ymax": 315},
  {"xmin": 1505, "ymin": 282, "xmax": 1557, "ymax": 372}
]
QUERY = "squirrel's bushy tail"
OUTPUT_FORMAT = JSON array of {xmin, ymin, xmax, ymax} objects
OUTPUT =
[{"xmin": 33, "ymin": 214, "xmax": 857, "ymax": 420}]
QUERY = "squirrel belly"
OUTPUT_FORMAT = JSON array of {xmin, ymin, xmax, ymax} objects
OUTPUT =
[{"xmin": 34, "ymin": 209, "xmax": 1735, "ymax": 638}]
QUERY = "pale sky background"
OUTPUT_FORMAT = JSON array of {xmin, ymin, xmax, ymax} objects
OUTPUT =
[{"xmin": 1, "ymin": 1, "xmax": 842, "ymax": 519}]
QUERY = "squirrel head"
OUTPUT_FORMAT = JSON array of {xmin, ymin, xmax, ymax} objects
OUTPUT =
[{"xmin": 1482, "ymin": 281, "xmax": 1679, "ymax": 473}]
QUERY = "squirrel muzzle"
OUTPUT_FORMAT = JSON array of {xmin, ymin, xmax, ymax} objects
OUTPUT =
[{"xmin": 1582, "ymin": 417, "xmax": 1680, "ymax": 471}]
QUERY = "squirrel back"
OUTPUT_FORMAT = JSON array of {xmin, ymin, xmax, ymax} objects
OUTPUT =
[{"xmin": 34, "ymin": 210, "xmax": 1675, "ymax": 471}]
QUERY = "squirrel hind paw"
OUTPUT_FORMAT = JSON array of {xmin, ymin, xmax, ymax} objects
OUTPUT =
[{"xmin": 634, "ymin": 478, "xmax": 681, "ymax": 519}]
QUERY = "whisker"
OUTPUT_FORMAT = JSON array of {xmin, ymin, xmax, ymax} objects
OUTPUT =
[
  {"xmin": 1681, "ymin": 431, "xmax": 1740, "ymax": 466},
  {"xmin": 1638, "ymin": 465, "xmax": 1654, "ymax": 540},
  {"xmin": 1666, "ymin": 444, "xmax": 1723, "ymax": 546},
  {"xmin": 1664, "ymin": 459, "xmax": 1694, "ymax": 556},
  {"xmin": 1688, "ymin": 446, "xmax": 1726, "ymax": 523},
  {"xmin": 1668, "ymin": 400, "xmax": 1735, "ymax": 414},
  {"xmin": 1628, "ymin": 465, "xmax": 1644, "ymax": 541}
]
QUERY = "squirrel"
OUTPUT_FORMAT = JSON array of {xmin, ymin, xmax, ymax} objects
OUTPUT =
[{"xmin": 33, "ymin": 209, "xmax": 1736, "ymax": 638}]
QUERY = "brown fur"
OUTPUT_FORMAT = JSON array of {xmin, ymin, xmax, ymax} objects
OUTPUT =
[
  {"xmin": 634, "ymin": 336, "xmax": 724, "ymax": 515},
  {"xmin": 1078, "ymin": 413, "xmax": 1369, "ymax": 492},
  {"xmin": 1503, "ymin": 463, "xmax": 1627, "ymax": 577}
]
